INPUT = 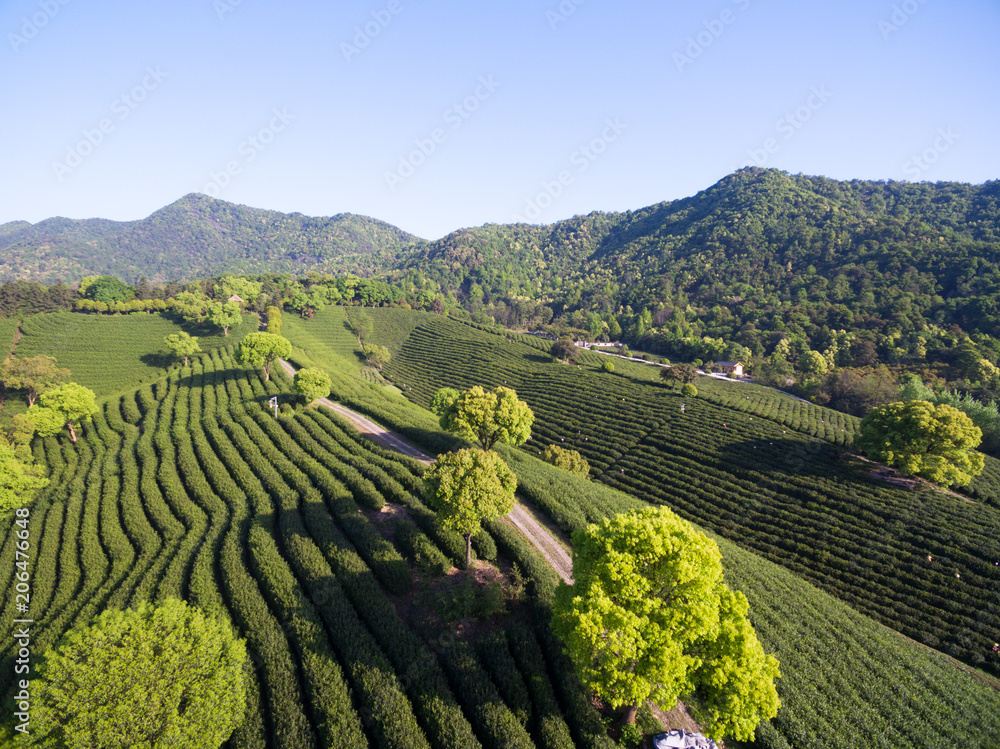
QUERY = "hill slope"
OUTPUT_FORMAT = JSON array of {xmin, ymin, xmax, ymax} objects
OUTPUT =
[
  {"xmin": 0, "ymin": 194, "xmax": 424, "ymax": 283},
  {"xmin": 393, "ymin": 169, "xmax": 1000, "ymax": 346}
]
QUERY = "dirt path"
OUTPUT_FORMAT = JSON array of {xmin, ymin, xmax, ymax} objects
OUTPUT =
[
  {"xmin": 505, "ymin": 504, "xmax": 573, "ymax": 583},
  {"xmin": 278, "ymin": 359, "xmax": 574, "ymax": 582}
]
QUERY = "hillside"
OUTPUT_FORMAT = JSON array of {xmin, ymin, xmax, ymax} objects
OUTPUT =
[
  {"xmin": 392, "ymin": 170, "xmax": 1000, "ymax": 357},
  {"xmin": 0, "ymin": 194, "xmax": 424, "ymax": 283}
]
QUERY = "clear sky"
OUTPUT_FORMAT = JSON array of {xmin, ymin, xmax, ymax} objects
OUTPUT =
[{"xmin": 2, "ymin": 0, "xmax": 998, "ymax": 240}]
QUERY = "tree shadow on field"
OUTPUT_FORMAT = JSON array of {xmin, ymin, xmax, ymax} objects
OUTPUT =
[
  {"xmin": 525, "ymin": 353, "xmax": 555, "ymax": 365},
  {"xmin": 717, "ymin": 437, "xmax": 839, "ymax": 479},
  {"xmin": 140, "ymin": 351, "xmax": 177, "ymax": 370}
]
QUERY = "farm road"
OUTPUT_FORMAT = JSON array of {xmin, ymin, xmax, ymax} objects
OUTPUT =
[{"xmin": 278, "ymin": 359, "xmax": 574, "ymax": 583}]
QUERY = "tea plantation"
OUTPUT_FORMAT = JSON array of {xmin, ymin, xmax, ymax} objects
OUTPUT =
[{"xmin": 2, "ymin": 309, "xmax": 999, "ymax": 749}]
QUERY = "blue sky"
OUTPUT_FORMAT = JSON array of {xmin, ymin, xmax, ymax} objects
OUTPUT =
[{"xmin": 2, "ymin": 0, "xmax": 998, "ymax": 239}]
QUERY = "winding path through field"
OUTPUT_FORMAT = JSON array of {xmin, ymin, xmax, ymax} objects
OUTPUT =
[{"xmin": 278, "ymin": 359, "xmax": 573, "ymax": 583}]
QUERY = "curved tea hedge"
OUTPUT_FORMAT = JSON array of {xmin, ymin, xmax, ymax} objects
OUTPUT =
[{"xmin": 0, "ymin": 345, "xmax": 587, "ymax": 749}]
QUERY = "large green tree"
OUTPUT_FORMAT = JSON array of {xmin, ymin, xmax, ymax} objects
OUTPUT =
[
  {"xmin": 35, "ymin": 598, "xmax": 248, "ymax": 749},
  {"xmin": 0, "ymin": 354, "xmax": 70, "ymax": 406},
  {"xmin": 552, "ymin": 507, "xmax": 780, "ymax": 740},
  {"xmin": 294, "ymin": 367, "xmax": 332, "ymax": 403},
  {"xmin": 28, "ymin": 382, "xmax": 98, "ymax": 443},
  {"xmin": 424, "ymin": 448, "xmax": 517, "ymax": 568},
  {"xmin": 660, "ymin": 364, "xmax": 698, "ymax": 388},
  {"xmin": 237, "ymin": 332, "xmax": 291, "ymax": 381},
  {"xmin": 433, "ymin": 385, "xmax": 534, "ymax": 451},
  {"xmin": 214, "ymin": 276, "xmax": 263, "ymax": 308},
  {"xmin": 0, "ymin": 438, "xmax": 48, "ymax": 516},
  {"xmin": 207, "ymin": 300, "xmax": 243, "ymax": 337},
  {"xmin": 362, "ymin": 343, "xmax": 391, "ymax": 371},
  {"xmin": 855, "ymin": 399, "xmax": 985, "ymax": 487},
  {"xmin": 164, "ymin": 331, "xmax": 201, "ymax": 367}
]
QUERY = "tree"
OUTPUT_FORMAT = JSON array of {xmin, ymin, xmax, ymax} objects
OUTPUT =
[
  {"xmin": 214, "ymin": 276, "xmax": 263, "ymax": 308},
  {"xmin": 34, "ymin": 598, "xmax": 248, "ymax": 748},
  {"xmin": 83, "ymin": 275, "xmax": 134, "ymax": 304},
  {"xmin": 541, "ymin": 444, "xmax": 590, "ymax": 477},
  {"xmin": 436, "ymin": 385, "xmax": 534, "ymax": 451},
  {"xmin": 660, "ymin": 364, "xmax": 697, "ymax": 388},
  {"xmin": 30, "ymin": 383, "xmax": 98, "ymax": 443},
  {"xmin": 424, "ymin": 448, "xmax": 517, "ymax": 568},
  {"xmin": 681, "ymin": 382, "xmax": 698, "ymax": 398},
  {"xmin": 207, "ymin": 300, "xmax": 243, "ymax": 336},
  {"xmin": 0, "ymin": 438, "xmax": 48, "ymax": 516},
  {"xmin": 799, "ymin": 350, "xmax": 828, "ymax": 376},
  {"xmin": 362, "ymin": 343, "xmax": 391, "ymax": 371},
  {"xmin": 431, "ymin": 387, "xmax": 461, "ymax": 417},
  {"xmin": 164, "ymin": 331, "xmax": 201, "ymax": 366},
  {"xmin": 601, "ymin": 360, "xmax": 615, "ymax": 373},
  {"xmin": 347, "ymin": 313, "xmax": 373, "ymax": 344},
  {"xmin": 294, "ymin": 367, "xmax": 332, "ymax": 403},
  {"xmin": 552, "ymin": 507, "xmax": 780, "ymax": 739},
  {"xmin": 0, "ymin": 355, "xmax": 70, "ymax": 406},
  {"xmin": 25, "ymin": 405, "xmax": 65, "ymax": 439},
  {"xmin": 172, "ymin": 290, "xmax": 210, "ymax": 325},
  {"xmin": 551, "ymin": 339, "xmax": 577, "ymax": 362},
  {"xmin": 855, "ymin": 400, "xmax": 985, "ymax": 487},
  {"xmin": 266, "ymin": 305, "xmax": 283, "ymax": 337},
  {"xmin": 237, "ymin": 332, "xmax": 291, "ymax": 381}
]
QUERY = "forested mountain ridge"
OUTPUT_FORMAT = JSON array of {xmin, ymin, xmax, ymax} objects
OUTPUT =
[
  {"xmin": 388, "ymin": 169, "xmax": 1000, "ymax": 369},
  {"xmin": 0, "ymin": 193, "xmax": 425, "ymax": 283},
  {"xmin": 6, "ymin": 169, "xmax": 1000, "ymax": 366}
]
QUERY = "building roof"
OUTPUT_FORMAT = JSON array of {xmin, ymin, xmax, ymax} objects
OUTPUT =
[
  {"xmin": 228, "ymin": 294, "xmax": 244, "ymax": 303},
  {"xmin": 714, "ymin": 361, "xmax": 743, "ymax": 367}
]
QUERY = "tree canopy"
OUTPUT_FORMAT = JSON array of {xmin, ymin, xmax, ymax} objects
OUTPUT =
[
  {"xmin": 207, "ymin": 300, "xmax": 243, "ymax": 336},
  {"xmin": 551, "ymin": 339, "xmax": 577, "ymax": 362},
  {"xmin": 28, "ymin": 382, "xmax": 98, "ymax": 443},
  {"xmin": 552, "ymin": 507, "xmax": 780, "ymax": 740},
  {"xmin": 237, "ymin": 332, "xmax": 292, "ymax": 381},
  {"xmin": 294, "ymin": 367, "xmax": 333, "ymax": 403},
  {"xmin": 0, "ymin": 354, "xmax": 70, "ymax": 406},
  {"xmin": 0, "ymin": 438, "xmax": 48, "ymax": 516},
  {"xmin": 434, "ymin": 385, "xmax": 534, "ymax": 451},
  {"xmin": 164, "ymin": 331, "xmax": 201, "ymax": 367},
  {"xmin": 541, "ymin": 444, "xmax": 590, "ymax": 478},
  {"xmin": 660, "ymin": 364, "xmax": 698, "ymax": 388},
  {"xmin": 35, "ymin": 598, "xmax": 248, "ymax": 749},
  {"xmin": 423, "ymin": 448, "xmax": 517, "ymax": 568},
  {"xmin": 855, "ymin": 399, "xmax": 985, "ymax": 487}
]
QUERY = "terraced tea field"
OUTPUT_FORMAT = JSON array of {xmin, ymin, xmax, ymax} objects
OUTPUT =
[
  {"xmin": 2, "ymin": 310, "xmax": 999, "ymax": 748},
  {"xmin": 12, "ymin": 310, "xmax": 257, "ymax": 397},
  {"xmin": 0, "ymin": 346, "xmax": 604, "ymax": 749},
  {"xmin": 380, "ymin": 312, "xmax": 1000, "ymax": 678}
]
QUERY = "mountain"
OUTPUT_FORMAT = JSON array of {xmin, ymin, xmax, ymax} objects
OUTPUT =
[
  {"xmin": 392, "ymin": 168, "xmax": 1000, "ymax": 353},
  {"xmin": 0, "ymin": 194, "xmax": 425, "ymax": 283}
]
